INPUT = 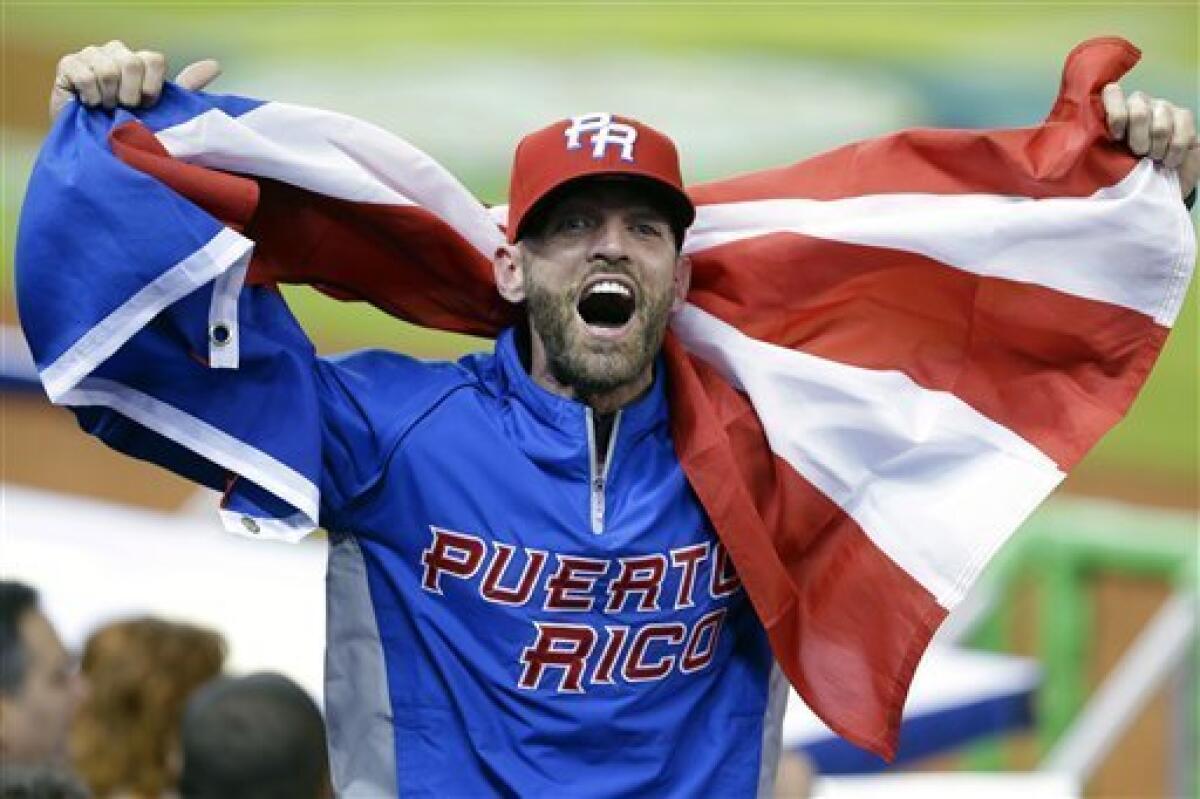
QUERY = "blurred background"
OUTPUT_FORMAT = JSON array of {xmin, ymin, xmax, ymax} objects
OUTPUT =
[{"xmin": 2, "ymin": 4, "xmax": 1196, "ymax": 798}]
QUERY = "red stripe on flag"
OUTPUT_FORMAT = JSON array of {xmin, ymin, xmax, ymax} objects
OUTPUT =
[
  {"xmin": 110, "ymin": 122, "xmax": 259, "ymax": 230},
  {"xmin": 686, "ymin": 232, "xmax": 1167, "ymax": 469},
  {"xmin": 246, "ymin": 181, "xmax": 514, "ymax": 338}
]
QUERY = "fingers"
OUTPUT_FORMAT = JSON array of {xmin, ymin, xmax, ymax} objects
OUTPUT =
[
  {"xmin": 104, "ymin": 41, "xmax": 145, "ymax": 108},
  {"xmin": 1165, "ymin": 107, "xmax": 1195, "ymax": 170},
  {"xmin": 138, "ymin": 50, "xmax": 168, "ymax": 106},
  {"xmin": 1103, "ymin": 83, "xmax": 1173, "ymax": 160},
  {"xmin": 81, "ymin": 44, "xmax": 121, "ymax": 109},
  {"xmin": 1108, "ymin": 85, "xmax": 1200, "ymax": 197},
  {"xmin": 1147, "ymin": 99, "xmax": 1174, "ymax": 160},
  {"xmin": 55, "ymin": 54, "xmax": 100, "ymax": 106},
  {"xmin": 174, "ymin": 59, "xmax": 222, "ymax": 92},
  {"xmin": 1125, "ymin": 90, "xmax": 1154, "ymax": 155},
  {"xmin": 1102, "ymin": 82, "xmax": 1127, "ymax": 140},
  {"xmin": 50, "ymin": 40, "xmax": 173, "ymax": 120}
]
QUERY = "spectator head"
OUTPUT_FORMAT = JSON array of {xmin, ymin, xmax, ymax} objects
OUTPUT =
[
  {"xmin": 180, "ymin": 672, "xmax": 330, "ymax": 799},
  {"xmin": 0, "ymin": 581, "xmax": 84, "ymax": 766},
  {"xmin": 71, "ymin": 617, "xmax": 226, "ymax": 798}
]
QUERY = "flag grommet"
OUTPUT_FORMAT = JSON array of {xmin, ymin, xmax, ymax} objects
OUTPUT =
[{"xmin": 209, "ymin": 322, "xmax": 232, "ymax": 348}]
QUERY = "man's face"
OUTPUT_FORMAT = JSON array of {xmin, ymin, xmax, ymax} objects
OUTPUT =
[
  {"xmin": 514, "ymin": 180, "xmax": 688, "ymax": 400},
  {"xmin": 0, "ymin": 610, "xmax": 84, "ymax": 765}
]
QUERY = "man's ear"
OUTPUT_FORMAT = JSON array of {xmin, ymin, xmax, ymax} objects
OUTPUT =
[
  {"xmin": 671, "ymin": 253, "xmax": 692, "ymax": 312},
  {"xmin": 494, "ymin": 244, "xmax": 526, "ymax": 304}
]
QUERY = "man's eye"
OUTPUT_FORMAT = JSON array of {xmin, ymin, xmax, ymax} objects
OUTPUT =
[
  {"xmin": 555, "ymin": 216, "xmax": 590, "ymax": 233},
  {"xmin": 633, "ymin": 222, "xmax": 664, "ymax": 237}
]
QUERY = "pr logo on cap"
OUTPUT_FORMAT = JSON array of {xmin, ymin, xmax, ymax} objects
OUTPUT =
[
  {"xmin": 563, "ymin": 113, "xmax": 638, "ymax": 162},
  {"xmin": 507, "ymin": 112, "xmax": 695, "ymax": 243}
]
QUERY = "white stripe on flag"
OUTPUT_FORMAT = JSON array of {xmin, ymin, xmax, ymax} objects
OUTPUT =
[
  {"xmin": 686, "ymin": 160, "xmax": 1194, "ymax": 327},
  {"xmin": 155, "ymin": 104, "xmax": 505, "ymax": 260},
  {"xmin": 671, "ymin": 303, "xmax": 1065, "ymax": 608},
  {"xmin": 40, "ymin": 228, "xmax": 253, "ymax": 401}
]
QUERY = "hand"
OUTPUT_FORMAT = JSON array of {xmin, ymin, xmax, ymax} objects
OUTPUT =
[
  {"xmin": 50, "ymin": 40, "xmax": 221, "ymax": 121},
  {"xmin": 1101, "ymin": 83, "xmax": 1198, "ymax": 200}
]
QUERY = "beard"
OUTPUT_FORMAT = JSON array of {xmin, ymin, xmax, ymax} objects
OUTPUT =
[{"xmin": 524, "ymin": 270, "xmax": 673, "ymax": 399}]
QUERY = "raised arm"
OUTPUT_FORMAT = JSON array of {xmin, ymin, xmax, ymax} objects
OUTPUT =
[{"xmin": 22, "ymin": 42, "xmax": 448, "ymax": 542}]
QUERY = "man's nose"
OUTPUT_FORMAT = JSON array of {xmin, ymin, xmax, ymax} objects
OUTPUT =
[{"xmin": 588, "ymin": 217, "xmax": 630, "ymax": 264}]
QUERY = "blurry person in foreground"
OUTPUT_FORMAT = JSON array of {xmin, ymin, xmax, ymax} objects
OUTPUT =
[
  {"xmin": 0, "ymin": 765, "xmax": 89, "ymax": 799},
  {"xmin": 0, "ymin": 581, "xmax": 86, "ymax": 769},
  {"xmin": 180, "ymin": 672, "xmax": 331, "ymax": 799},
  {"xmin": 71, "ymin": 618, "xmax": 226, "ymax": 799}
]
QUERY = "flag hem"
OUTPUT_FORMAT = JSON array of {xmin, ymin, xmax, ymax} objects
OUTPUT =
[
  {"xmin": 56, "ymin": 378, "xmax": 319, "ymax": 543},
  {"xmin": 40, "ymin": 227, "xmax": 253, "ymax": 400}
]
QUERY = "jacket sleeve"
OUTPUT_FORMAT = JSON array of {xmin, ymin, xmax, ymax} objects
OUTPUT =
[{"xmin": 15, "ymin": 94, "xmax": 410, "ymax": 542}]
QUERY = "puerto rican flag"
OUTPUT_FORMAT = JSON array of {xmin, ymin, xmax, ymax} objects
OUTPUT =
[{"xmin": 16, "ymin": 37, "xmax": 1195, "ymax": 759}]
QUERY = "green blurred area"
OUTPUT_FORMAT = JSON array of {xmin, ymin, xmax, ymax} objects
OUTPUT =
[
  {"xmin": 3, "ymin": 3, "xmax": 1197, "ymax": 497},
  {"xmin": 8, "ymin": 4, "xmax": 1198, "ymax": 66}
]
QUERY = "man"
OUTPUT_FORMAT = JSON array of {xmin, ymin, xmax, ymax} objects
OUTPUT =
[
  {"xmin": 179, "ymin": 672, "xmax": 332, "ymax": 799},
  {"xmin": 0, "ymin": 581, "xmax": 86, "ymax": 768},
  {"xmin": 43, "ymin": 41, "xmax": 1197, "ymax": 797}
]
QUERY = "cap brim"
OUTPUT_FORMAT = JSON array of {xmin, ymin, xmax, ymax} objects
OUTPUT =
[{"xmin": 513, "ymin": 172, "xmax": 695, "ymax": 243}]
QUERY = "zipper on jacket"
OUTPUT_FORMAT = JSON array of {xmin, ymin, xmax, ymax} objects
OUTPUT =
[{"xmin": 586, "ymin": 407, "xmax": 622, "ymax": 535}]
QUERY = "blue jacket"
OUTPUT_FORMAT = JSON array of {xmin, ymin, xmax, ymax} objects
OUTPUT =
[{"xmin": 318, "ymin": 329, "xmax": 780, "ymax": 796}]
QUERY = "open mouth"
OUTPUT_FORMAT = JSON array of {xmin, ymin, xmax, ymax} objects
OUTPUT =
[{"xmin": 577, "ymin": 278, "xmax": 636, "ymax": 331}]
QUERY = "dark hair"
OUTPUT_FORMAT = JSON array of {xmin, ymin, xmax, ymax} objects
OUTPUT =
[
  {"xmin": 180, "ymin": 672, "xmax": 329, "ymax": 799},
  {"xmin": 0, "ymin": 581, "xmax": 39, "ymax": 696}
]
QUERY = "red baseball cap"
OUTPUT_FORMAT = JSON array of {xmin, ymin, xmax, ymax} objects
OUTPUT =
[{"xmin": 506, "ymin": 112, "xmax": 695, "ymax": 244}]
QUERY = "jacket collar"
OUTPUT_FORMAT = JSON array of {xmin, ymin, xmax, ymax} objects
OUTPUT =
[{"xmin": 494, "ymin": 327, "xmax": 668, "ymax": 436}]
